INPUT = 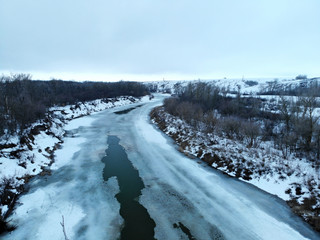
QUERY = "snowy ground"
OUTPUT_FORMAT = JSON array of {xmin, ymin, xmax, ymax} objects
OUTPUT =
[{"xmin": 2, "ymin": 94, "xmax": 319, "ymax": 239}]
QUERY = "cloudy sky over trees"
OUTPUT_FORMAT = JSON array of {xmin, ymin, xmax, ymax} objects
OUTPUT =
[{"xmin": 1, "ymin": 0, "xmax": 319, "ymax": 81}]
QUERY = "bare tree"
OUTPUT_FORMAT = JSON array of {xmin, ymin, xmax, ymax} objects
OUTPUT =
[
  {"xmin": 278, "ymin": 95, "xmax": 294, "ymax": 132},
  {"xmin": 314, "ymin": 124, "xmax": 320, "ymax": 161},
  {"xmin": 242, "ymin": 121, "xmax": 261, "ymax": 148},
  {"xmin": 298, "ymin": 94, "xmax": 320, "ymax": 151}
]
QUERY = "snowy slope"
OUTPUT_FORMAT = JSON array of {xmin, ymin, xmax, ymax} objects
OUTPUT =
[{"xmin": 145, "ymin": 77, "xmax": 320, "ymax": 95}]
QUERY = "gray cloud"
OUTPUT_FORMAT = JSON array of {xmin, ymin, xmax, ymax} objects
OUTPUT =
[{"xmin": 1, "ymin": 0, "xmax": 319, "ymax": 80}]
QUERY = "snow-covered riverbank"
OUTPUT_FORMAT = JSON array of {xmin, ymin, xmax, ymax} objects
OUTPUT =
[
  {"xmin": 0, "ymin": 96, "xmax": 147, "ymax": 227},
  {"xmin": 151, "ymin": 105, "xmax": 320, "ymax": 233}
]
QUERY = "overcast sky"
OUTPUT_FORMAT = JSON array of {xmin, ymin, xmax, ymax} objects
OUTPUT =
[{"xmin": 0, "ymin": 0, "xmax": 319, "ymax": 81}]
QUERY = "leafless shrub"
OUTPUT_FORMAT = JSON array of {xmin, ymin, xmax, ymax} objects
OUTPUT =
[
  {"xmin": 60, "ymin": 215, "xmax": 70, "ymax": 240},
  {"xmin": 203, "ymin": 111, "xmax": 219, "ymax": 132},
  {"xmin": 219, "ymin": 116, "xmax": 242, "ymax": 139},
  {"xmin": 241, "ymin": 121, "xmax": 261, "ymax": 148}
]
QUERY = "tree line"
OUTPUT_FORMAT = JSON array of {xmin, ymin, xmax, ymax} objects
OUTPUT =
[
  {"xmin": 164, "ymin": 82, "xmax": 320, "ymax": 161},
  {"xmin": 259, "ymin": 78, "xmax": 320, "ymax": 97},
  {"xmin": 0, "ymin": 74, "xmax": 149, "ymax": 136}
]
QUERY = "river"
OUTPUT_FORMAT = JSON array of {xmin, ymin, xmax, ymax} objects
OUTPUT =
[{"xmin": 3, "ymin": 94, "xmax": 319, "ymax": 240}]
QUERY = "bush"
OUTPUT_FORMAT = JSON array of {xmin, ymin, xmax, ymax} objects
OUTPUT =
[
  {"xmin": 241, "ymin": 121, "xmax": 261, "ymax": 147},
  {"xmin": 163, "ymin": 98, "xmax": 179, "ymax": 115},
  {"xmin": 0, "ymin": 176, "xmax": 21, "ymax": 233},
  {"xmin": 219, "ymin": 116, "xmax": 242, "ymax": 139}
]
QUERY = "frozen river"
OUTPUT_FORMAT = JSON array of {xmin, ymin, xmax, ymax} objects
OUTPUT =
[{"xmin": 3, "ymin": 94, "xmax": 320, "ymax": 240}]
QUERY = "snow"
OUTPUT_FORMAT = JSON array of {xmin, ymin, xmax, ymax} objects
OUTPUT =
[
  {"xmin": 34, "ymin": 132, "xmax": 58, "ymax": 147},
  {"xmin": 250, "ymin": 177, "xmax": 293, "ymax": 201},
  {"xmin": 2, "ymin": 94, "xmax": 319, "ymax": 239},
  {"xmin": 50, "ymin": 136, "xmax": 87, "ymax": 170},
  {"xmin": 10, "ymin": 185, "xmax": 86, "ymax": 240},
  {"xmin": 64, "ymin": 116, "xmax": 96, "ymax": 131},
  {"xmin": 1, "ymin": 205, "xmax": 8, "ymax": 217}
]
